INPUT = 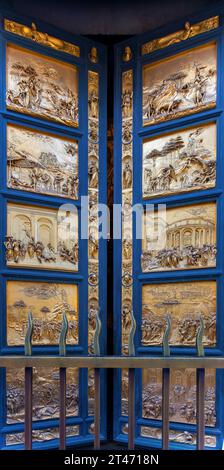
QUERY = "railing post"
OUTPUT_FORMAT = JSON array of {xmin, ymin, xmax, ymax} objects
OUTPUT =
[
  {"xmin": 162, "ymin": 315, "xmax": 171, "ymax": 450},
  {"xmin": 59, "ymin": 312, "xmax": 68, "ymax": 450},
  {"xmin": 128, "ymin": 367, "xmax": 135, "ymax": 449},
  {"xmin": 128, "ymin": 309, "xmax": 136, "ymax": 450},
  {"xmin": 94, "ymin": 368, "xmax": 101, "ymax": 449},
  {"xmin": 196, "ymin": 316, "xmax": 205, "ymax": 450},
  {"xmin": 24, "ymin": 312, "xmax": 33, "ymax": 450},
  {"xmin": 93, "ymin": 309, "xmax": 101, "ymax": 449}
]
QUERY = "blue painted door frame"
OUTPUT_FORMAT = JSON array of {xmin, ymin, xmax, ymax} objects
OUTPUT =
[
  {"xmin": 0, "ymin": 8, "xmax": 107, "ymax": 449},
  {"xmin": 114, "ymin": 5, "xmax": 224, "ymax": 450}
]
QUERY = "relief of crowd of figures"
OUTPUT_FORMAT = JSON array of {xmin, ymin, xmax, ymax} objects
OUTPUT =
[
  {"xmin": 5, "ymin": 204, "xmax": 78, "ymax": 271},
  {"xmin": 141, "ymin": 281, "xmax": 216, "ymax": 347},
  {"xmin": 122, "ymin": 368, "xmax": 216, "ymax": 427},
  {"xmin": 87, "ymin": 70, "xmax": 100, "ymax": 353},
  {"xmin": 141, "ymin": 202, "xmax": 216, "ymax": 272},
  {"xmin": 142, "ymin": 123, "xmax": 216, "ymax": 198},
  {"xmin": 7, "ymin": 367, "xmax": 79, "ymax": 424},
  {"xmin": 6, "ymin": 45, "xmax": 79, "ymax": 127},
  {"xmin": 142, "ymin": 43, "xmax": 216, "ymax": 126},
  {"xmin": 7, "ymin": 281, "xmax": 78, "ymax": 346},
  {"xmin": 7, "ymin": 125, "xmax": 78, "ymax": 199}
]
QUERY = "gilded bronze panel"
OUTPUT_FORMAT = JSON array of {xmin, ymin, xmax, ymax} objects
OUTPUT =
[
  {"xmin": 142, "ymin": 281, "xmax": 216, "ymax": 347},
  {"xmin": 6, "ymin": 44, "xmax": 78, "ymax": 127},
  {"xmin": 7, "ymin": 281, "xmax": 78, "ymax": 346},
  {"xmin": 121, "ymin": 70, "xmax": 134, "ymax": 355},
  {"xmin": 6, "ymin": 425, "xmax": 79, "ymax": 445},
  {"xmin": 142, "ymin": 16, "xmax": 219, "ymax": 55},
  {"xmin": 88, "ymin": 71, "xmax": 100, "ymax": 353},
  {"xmin": 7, "ymin": 124, "xmax": 78, "ymax": 199},
  {"xmin": 121, "ymin": 423, "xmax": 216, "ymax": 447},
  {"xmin": 5, "ymin": 19, "xmax": 80, "ymax": 57},
  {"xmin": 142, "ymin": 123, "xmax": 216, "ymax": 199},
  {"xmin": 142, "ymin": 202, "xmax": 216, "ymax": 272},
  {"xmin": 6, "ymin": 367, "xmax": 79, "ymax": 423},
  {"xmin": 6, "ymin": 203, "xmax": 78, "ymax": 271},
  {"xmin": 142, "ymin": 368, "xmax": 216, "ymax": 426},
  {"xmin": 143, "ymin": 43, "xmax": 216, "ymax": 126},
  {"xmin": 139, "ymin": 427, "xmax": 216, "ymax": 448}
]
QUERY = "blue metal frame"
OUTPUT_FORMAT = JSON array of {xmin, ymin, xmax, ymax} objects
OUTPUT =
[
  {"xmin": 0, "ymin": 7, "xmax": 107, "ymax": 449},
  {"xmin": 114, "ymin": 4, "xmax": 224, "ymax": 450}
]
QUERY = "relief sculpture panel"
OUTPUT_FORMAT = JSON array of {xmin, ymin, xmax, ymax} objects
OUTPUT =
[
  {"xmin": 6, "ymin": 203, "xmax": 78, "ymax": 271},
  {"xmin": 124, "ymin": 425, "xmax": 216, "ymax": 448},
  {"xmin": 142, "ymin": 123, "xmax": 216, "ymax": 199},
  {"xmin": 7, "ymin": 124, "xmax": 78, "ymax": 199},
  {"xmin": 142, "ymin": 281, "xmax": 216, "ymax": 347},
  {"xmin": 143, "ymin": 43, "xmax": 216, "ymax": 126},
  {"xmin": 7, "ymin": 367, "xmax": 79, "ymax": 423},
  {"xmin": 7, "ymin": 281, "xmax": 78, "ymax": 346},
  {"xmin": 142, "ymin": 368, "xmax": 216, "ymax": 426},
  {"xmin": 142, "ymin": 202, "xmax": 216, "ymax": 272},
  {"xmin": 121, "ymin": 368, "xmax": 215, "ymax": 428},
  {"xmin": 6, "ymin": 45, "xmax": 78, "ymax": 127}
]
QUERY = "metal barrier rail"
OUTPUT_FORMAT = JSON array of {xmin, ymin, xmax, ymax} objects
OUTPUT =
[
  {"xmin": 1, "ymin": 355, "xmax": 224, "ymax": 451},
  {"xmin": 0, "ymin": 313, "xmax": 223, "ymax": 450}
]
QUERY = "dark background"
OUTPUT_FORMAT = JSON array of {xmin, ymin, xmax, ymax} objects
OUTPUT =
[{"xmin": 0, "ymin": 0, "xmax": 222, "ymax": 35}]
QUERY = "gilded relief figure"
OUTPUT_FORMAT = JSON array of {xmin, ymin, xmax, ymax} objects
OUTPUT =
[
  {"xmin": 5, "ymin": 19, "xmax": 80, "ymax": 57},
  {"xmin": 7, "ymin": 367, "xmax": 79, "ymax": 423},
  {"xmin": 88, "ymin": 70, "xmax": 100, "ymax": 352},
  {"xmin": 6, "ymin": 203, "xmax": 78, "ymax": 271},
  {"xmin": 141, "ymin": 281, "xmax": 216, "ymax": 347},
  {"xmin": 7, "ymin": 281, "xmax": 78, "ymax": 346},
  {"xmin": 7, "ymin": 125, "xmax": 78, "ymax": 199},
  {"xmin": 143, "ymin": 123, "xmax": 216, "ymax": 198},
  {"xmin": 142, "ymin": 16, "xmax": 219, "ymax": 55},
  {"xmin": 6, "ymin": 45, "xmax": 78, "ymax": 126},
  {"xmin": 143, "ymin": 44, "xmax": 216, "ymax": 126},
  {"xmin": 142, "ymin": 202, "xmax": 216, "ymax": 272}
]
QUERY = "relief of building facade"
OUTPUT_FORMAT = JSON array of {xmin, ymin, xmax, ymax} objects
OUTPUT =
[
  {"xmin": 6, "ymin": 203, "xmax": 78, "ymax": 271},
  {"xmin": 142, "ymin": 202, "xmax": 216, "ymax": 272},
  {"xmin": 143, "ymin": 43, "xmax": 216, "ymax": 126}
]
